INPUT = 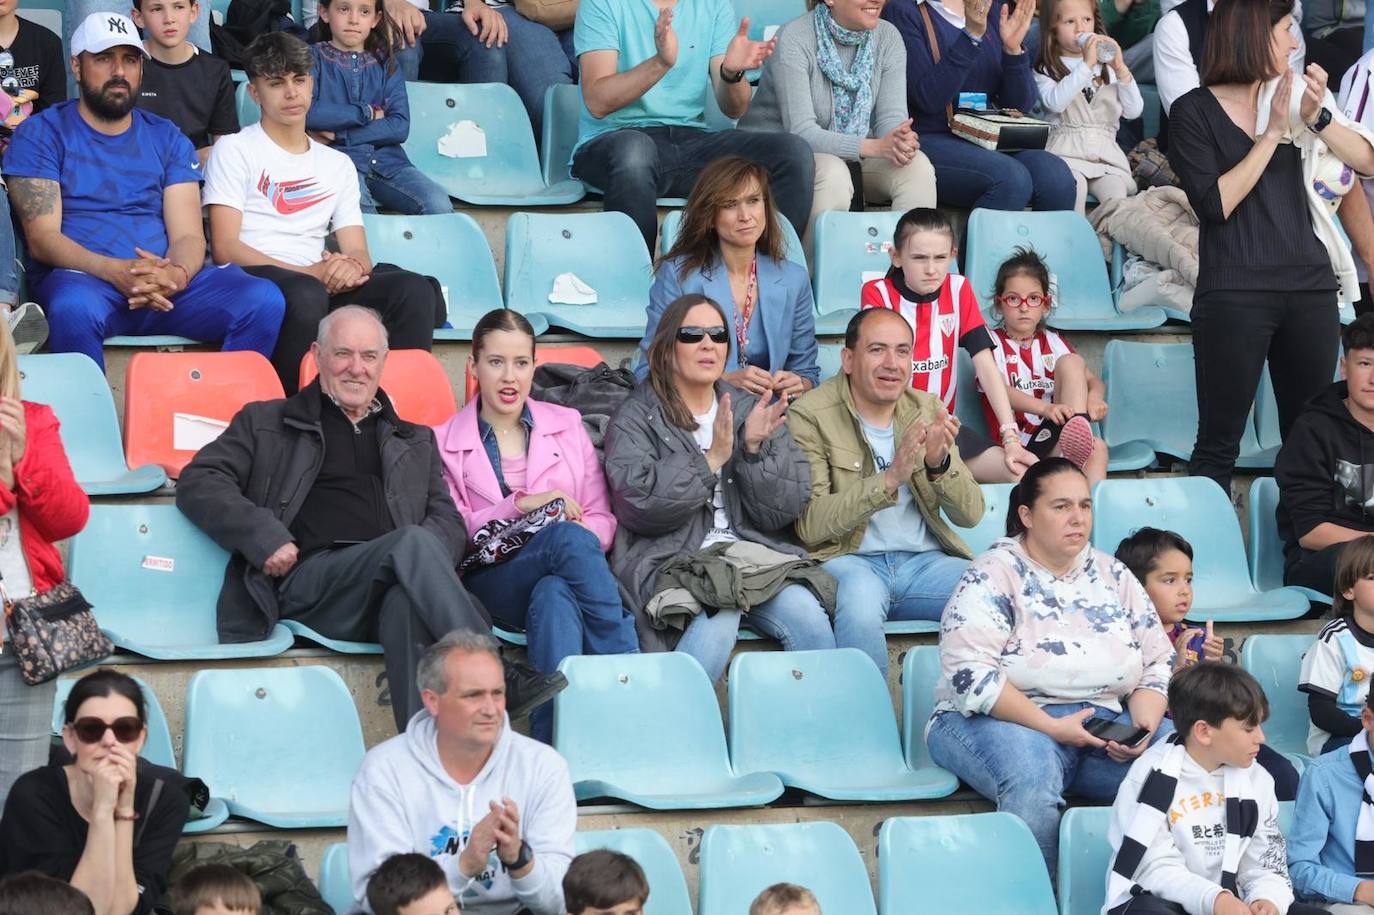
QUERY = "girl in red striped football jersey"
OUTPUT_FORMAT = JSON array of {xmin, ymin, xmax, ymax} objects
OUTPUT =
[{"xmin": 980, "ymin": 247, "xmax": 1109, "ymax": 483}]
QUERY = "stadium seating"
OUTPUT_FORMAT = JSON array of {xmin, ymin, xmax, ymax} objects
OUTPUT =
[
  {"xmin": 16, "ymin": 0, "xmax": 61, "ymax": 37},
  {"xmin": 182, "ymin": 666, "xmax": 365, "ymax": 828},
  {"xmin": 402, "ymin": 82, "xmax": 584, "ymax": 207},
  {"xmin": 463, "ymin": 343, "xmax": 608, "ymax": 402},
  {"xmin": 1098, "ymin": 341, "xmax": 1275, "ymax": 469},
  {"xmin": 1239, "ymin": 633, "xmax": 1316, "ymax": 766},
  {"xmin": 658, "ymin": 209, "xmax": 808, "ymax": 271},
  {"xmin": 236, "ymin": 81, "xmax": 260, "ymax": 127},
  {"xmin": 574, "ymin": 830, "xmax": 692, "ymax": 915},
  {"xmin": 900, "ymin": 646, "xmax": 955, "ymax": 777},
  {"xmin": 1057, "ymin": 806, "xmax": 1111, "ymax": 915},
  {"xmin": 318, "ymin": 843, "xmax": 353, "ymax": 915},
  {"xmin": 362, "ymin": 212, "xmax": 548, "ymax": 341},
  {"xmin": 68, "ymin": 503, "xmax": 295, "ymax": 659},
  {"xmin": 727, "ymin": 648, "xmax": 958, "ymax": 801},
  {"xmin": 964, "ymin": 209, "xmax": 1167, "ymax": 331},
  {"xmin": 299, "ymin": 348, "xmax": 458, "ymax": 426},
  {"xmin": 810, "ymin": 210, "xmax": 904, "ymax": 335},
  {"xmin": 552, "ymin": 653, "xmax": 784, "ymax": 808},
  {"xmin": 504, "ymin": 211, "xmax": 653, "ymax": 338},
  {"xmin": 1092, "ymin": 477, "xmax": 1310, "ymax": 622},
  {"xmin": 122, "ymin": 351, "xmax": 284, "ymax": 478},
  {"xmin": 879, "ymin": 812, "xmax": 1058, "ymax": 915},
  {"xmin": 21, "ymin": 353, "xmax": 168, "ymax": 495},
  {"xmin": 940, "ymin": 482, "xmax": 1013, "ymax": 557},
  {"xmin": 1248, "ymin": 477, "xmax": 1334, "ymax": 605},
  {"xmin": 734, "ymin": 0, "xmax": 807, "ymax": 39},
  {"xmin": 698, "ymin": 822, "xmax": 877, "ymax": 915}
]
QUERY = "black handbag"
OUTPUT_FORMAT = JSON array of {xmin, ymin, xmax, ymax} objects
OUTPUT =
[{"xmin": 4, "ymin": 580, "xmax": 112, "ymax": 685}]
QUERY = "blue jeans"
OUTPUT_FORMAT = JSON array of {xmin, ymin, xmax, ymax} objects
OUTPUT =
[
  {"xmin": 927, "ymin": 702, "xmax": 1175, "ymax": 876},
  {"xmin": 572, "ymin": 125, "xmax": 815, "ymax": 251},
  {"xmin": 499, "ymin": 8, "xmax": 574, "ymax": 139},
  {"xmin": 36, "ymin": 264, "xmax": 286, "ymax": 370},
  {"xmin": 823, "ymin": 550, "xmax": 969, "ymax": 675},
  {"xmin": 919, "ymin": 131, "xmax": 1077, "ymax": 212},
  {"xmin": 463, "ymin": 522, "xmax": 639, "ymax": 741},
  {"xmin": 396, "ymin": 10, "xmax": 507, "ymax": 83},
  {"xmin": 361, "ymin": 165, "xmax": 453, "ymax": 215},
  {"xmin": 675, "ymin": 582, "xmax": 837, "ymax": 683}
]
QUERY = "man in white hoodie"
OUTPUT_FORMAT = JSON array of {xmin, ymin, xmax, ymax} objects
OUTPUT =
[{"xmin": 347, "ymin": 631, "xmax": 576, "ymax": 915}]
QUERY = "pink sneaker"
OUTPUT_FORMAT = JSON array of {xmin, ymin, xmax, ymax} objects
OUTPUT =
[{"xmin": 1057, "ymin": 415, "xmax": 1096, "ymax": 470}]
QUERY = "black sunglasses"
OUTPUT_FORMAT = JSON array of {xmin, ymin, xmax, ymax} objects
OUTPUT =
[
  {"xmin": 677, "ymin": 325, "xmax": 729, "ymax": 345},
  {"xmin": 71, "ymin": 716, "xmax": 143, "ymax": 744}
]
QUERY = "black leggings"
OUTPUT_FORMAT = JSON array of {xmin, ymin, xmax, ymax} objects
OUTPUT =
[
  {"xmin": 1110, "ymin": 895, "xmax": 1329, "ymax": 914},
  {"xmin": 1190, "ymin": 289, "xmax": 1339, "ymax": 495}
]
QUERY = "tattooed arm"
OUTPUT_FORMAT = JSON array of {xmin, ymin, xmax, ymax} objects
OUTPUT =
[{"xmin": 8, "ymin": 177, "xmax": 135, "ymax": 291}]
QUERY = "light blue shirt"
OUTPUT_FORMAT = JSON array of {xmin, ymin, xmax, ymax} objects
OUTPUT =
[
  {"xmin": 572, "ymin": 0, "xmax": 736, "ymax": 155},
  {"xmin": 856, "ymin": 416, "xmax": 939, "ymax": 556},
  {"xmin": 1289, "ymin": 737, "xmax": 1368, "ymax": 904}
]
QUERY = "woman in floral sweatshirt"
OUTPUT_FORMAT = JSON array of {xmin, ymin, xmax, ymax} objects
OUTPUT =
[{"xmin": 926, "ymin": 457, "xmax": 1174, "ymax": 878}]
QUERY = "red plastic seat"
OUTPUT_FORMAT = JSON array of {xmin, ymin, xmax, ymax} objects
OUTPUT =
[
  {"xmin": 463, "ymin": 344, "xmax": 607, "ymax": 402},
  {"xmin": 123, "ymin": 352, "xmax": 285, "ymax": 478},
  {"xmin": 299, "ymin": 349, "xmax": 458, "ymax": 426}
]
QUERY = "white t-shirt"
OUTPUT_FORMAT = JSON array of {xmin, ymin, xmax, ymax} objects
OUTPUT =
[
  {"xmin": 856, "ymin": 417, "xmax": 938, "ymax": 556},
  {"xmin": 691, "ymin": 401, "xmax": 738, "ymax": 549},
  {"xmin": 1298, "ymin": 617, "xmax": 1374, "ymax": 755},
  {"xmin": 202, "ymin": 123, "xmax": 363, "ymax": 268},
  {"xmin": 0, "ymin": 509, "xmax": 33, "ymax": 599}
]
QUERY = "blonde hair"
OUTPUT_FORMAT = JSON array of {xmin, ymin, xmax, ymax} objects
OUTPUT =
[
  {"xmin": 749, "ymin": 884, "xmax": 821, "ymax": 915},
  {"xmin": 0, "ymin": 316, "xmax": 20, "ymax": 401}
]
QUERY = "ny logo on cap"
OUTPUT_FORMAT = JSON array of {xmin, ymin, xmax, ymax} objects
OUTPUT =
[{"xmin": 107, "ymin": 16, "xmax": 129, "ymax": 33}]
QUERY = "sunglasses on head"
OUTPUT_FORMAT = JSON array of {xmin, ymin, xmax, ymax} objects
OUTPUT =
[
  {"xmin": 71, "ymin": 716, "xmax": 143, "ymax": 744},
  {"xmin": 677, "ymin": 325, "xmax": 729, "ymax": 345}
]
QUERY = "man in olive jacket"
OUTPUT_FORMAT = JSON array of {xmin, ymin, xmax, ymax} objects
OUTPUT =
[
  {"xmin": 787, "ymin": 308, "xmax": 985, "ymax": 675},
  {"xmin": 176, "ymin": 306, "xmax": 561, "ymax": 731}
]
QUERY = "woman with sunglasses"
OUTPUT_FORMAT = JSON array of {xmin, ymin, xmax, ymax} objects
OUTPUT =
[
  {"xmin": 0, "ymin": 317, "xmax": 88, "ymax": 809},
  {"xmin": 0, "ymin": 669, "xmax": 189, "ymax": 915},
  {"xmin": 606, "ymin": 293, "xmax": 836, "ymax": 681},
  {"xmin": 639, "ymin": 157, "xmax": 820, "ymax": 402}
]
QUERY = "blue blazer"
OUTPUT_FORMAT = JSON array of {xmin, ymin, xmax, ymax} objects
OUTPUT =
[{"xmin": 638, "ymin": 252, "xmax": 820, "ymax": 387}]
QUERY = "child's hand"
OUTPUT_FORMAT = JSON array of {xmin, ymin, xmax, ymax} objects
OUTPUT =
[
  {"xmin": 1248, "ymin": 901, "xmax": 1280, "ymax": 915},
  {"xmin": 1002, "ymin": 441, "xmax": 1038, "ymax": 479},
  {"xmin": 1212, "ymin": 892, "xmax": 1250, "ymax": 915},
  {"xmin": 1201, "ymin": 620, "xmax": 1224, "ymax": 661},
  {"xmin": 1172, "ymin": 626, "xmax": 1201, "ymax": 671},
  {"xmin": 1040, "ymin": 401, "xmax": 1076, "ymax": 424},
  {"xmin": 1081, "ymin": 33, "xmax": 1104, "ymax": 68},
  {"xmin": 1086, "ymin": 397, "xmax": 1108, "ymax": 422}
]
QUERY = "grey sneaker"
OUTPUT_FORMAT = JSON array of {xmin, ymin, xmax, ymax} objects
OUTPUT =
[{"xmin": 7, "ymin": 303, "xmax": 47, "ymax": 354}]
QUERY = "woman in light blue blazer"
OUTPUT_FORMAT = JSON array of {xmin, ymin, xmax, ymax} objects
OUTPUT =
[{"xmin": 638, "ymin": 156, "xmax": 820, "ymax": 399}]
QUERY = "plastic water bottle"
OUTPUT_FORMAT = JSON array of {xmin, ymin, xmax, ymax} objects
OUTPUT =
[{"xmin": 1077, "ymin": 31, "xmax": 1115, "ymax": 62}]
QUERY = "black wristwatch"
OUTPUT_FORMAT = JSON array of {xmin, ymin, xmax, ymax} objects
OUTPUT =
[
  {"xmin": 1309, "ymin": 107, "xmax": 1333, "ymax": 133},
  {"xmin": 719, "ymin": 63, "xmax": 746, "ymax": 84},
  {"xmin": 925, "ymin": 453, "xmax": 952, "ymax": 480},
  {"xmin": 509, "ymin": 840, "xmax": 534, "ymax": 871}
]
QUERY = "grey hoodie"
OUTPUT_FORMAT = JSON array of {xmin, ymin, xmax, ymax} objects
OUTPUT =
[{"xmin": 346, "ymin": 711, "xmax": 576, "ymax": 915}]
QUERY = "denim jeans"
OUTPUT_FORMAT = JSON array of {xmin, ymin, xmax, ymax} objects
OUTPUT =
[
  {"xmin": 498, "ymin": 8, "xmax": 575, "ymax": 139},
  {"xmin": 572, "ymin": 125, "xmax": 815, "ymax": 250},
  {"xmin": 0, "ymin": 651, "xmax": 53, "ymax": 808},
  {"xmin": 927, "ymin": 701, "xmax": 1175, "ymax": 876},
  {"xmin": 0, "ymin": 192, "xmax": 18, "ymax": 306},
  {"xmin": 361, "ymin": 164, "xmax": 453, "ymax": 215},
  {"xmin": 822, "ymin": 550, "xmax": 969, "ymax": 675},
  {"xmin": 675, "ymin": 582, "xmax": 837, "ymax": 683},
  {"xmin": 919, "ymin": 131, "xmax": 1077, "ymax": 212},
  {"xmin": 464, "ymin": 521, "xmax": 639, "ymax": 741},
  {"xmin": 395, "ymin": 9, "xmax": 508, "ymax": 84}
]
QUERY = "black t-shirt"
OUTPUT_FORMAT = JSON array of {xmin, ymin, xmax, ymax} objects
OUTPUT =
[
  {"xmin": 0, "ymin": 761, "xmax": 190, "ymax": 915},
  {"xmin": 0, "ymin": 17, "xmax": 65, "ymax": 154},
  {"xmin": 137, "ymin": 48, "xmax": 238, "ymax": 149}
]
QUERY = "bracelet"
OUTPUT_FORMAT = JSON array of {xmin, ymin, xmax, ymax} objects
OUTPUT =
[
  {"xmin": 719, "ymin": 63, "xmax": 745, "ymax": 84},
  {"xmin": 113, "ymin": 810, "xmax": 140, "ymax": 822},
  {"xmin": 169, "ymin": 263, "xmax": 189, "ymax": 293}
]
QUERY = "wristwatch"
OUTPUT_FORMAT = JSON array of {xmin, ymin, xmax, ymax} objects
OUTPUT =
[
  {"xmin": 1309, "ymin": 107, "xmax": 1333, "ymax": 133},
  {"xmin": 509, "ymin": 840, "xmax": 534, "ymax": 871},
  {"xmin": 926, "ymin": 453, "xmax": 952, "ymax": 480},
  {"xmin": 719, "ymin": 63, "xmax": 746, "ymax": 84}
]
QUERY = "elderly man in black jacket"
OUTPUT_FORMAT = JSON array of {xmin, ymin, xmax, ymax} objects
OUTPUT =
[{"xmin": 177, "ymin": 305, "xmax": 564, "ymax": 730}]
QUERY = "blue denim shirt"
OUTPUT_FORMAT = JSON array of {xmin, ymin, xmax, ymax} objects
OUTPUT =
[
  {"xmin": 307, "ymin": 42, "xmax": 413, "ymax": 179},
  {"xmin": 477, "ymin": 404, "xmax": 534, "ymax": 498}
]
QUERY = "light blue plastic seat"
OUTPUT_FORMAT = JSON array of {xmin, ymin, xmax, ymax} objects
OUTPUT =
[
  {"xmin": 504, "ymin": 211, "xmax": 653, "ymax": 338},
  {"xmin": 1240, "ymin": 633, "xmax": 1316, "ymax": 766},
  {"xmin": 698, "ymin": 822, "xmax": 877, "ymax": 915},
  {"xmin": 403, "ymin": 82, "xmax": 583, "ymax": 207},
  {"xmin": 1248, "ymin": 477, "xmax": 1334, "ymax": 605},
  {"xmin": 965, "ymin": 209, "xmax": 1166, "ymax": 331},
  {"xmin": 279, "ymin": 619, "xmax": 383, "ymax": 654},
  {"xmin": 183, "ymin": 666, "xmax": 365, "ymax": 828},
  {"xmin": 362, "ymin": 213, "xmax": 546, "ymax": 342},
  {"xmin": 1092, "ymin": 477, "xmax": 1310, "ymax": 622},
  {"xmin": 318, "ymin": 843, "xmax": 354, "ymax": 915},
  {"xmin": 574, "ymin": 830, "xmax": 692, "ymax": 915},
  {"xmin": 68, "ymin": 503, "xmax": 294, "ymax": 659},
  {"xmin": 553, "ymin": 653, "xmax": 784, "ymax": 808},
  {"xmin": 19, "ymin": 354, "xmax": 168, "ymax": 495},
  {"xmin": 939, "ymin": 482, "xmax": 1014, "ymax": 558},
  {"xmin": 659, "ymin": 209, "xmax": 807, "ymax": 270},
  {"xmin": 727, "ymin": 648, "xmax": 958, "ymax": 801},
  {"xmin": 734, "ymin": 0, "xmax": 807, "ymax": 39},
  {"xmin": 1057, "ymin": 806, "xmax": 1112, "ymax": 915},
  {"xmin": 811, "ymin": 210, "xmax": 904, "ymax": 335},
  {"xmin": 236, "ymin": 81, "xmax": 260, "ymax": 127},
  {"xmin": 817, "ymin": 342, "xmax": 843, "ymax": 381},
  {"xmin": 879, "ymin": 812, "xmax": 1058, "ymax": 915},
  {"xmin": 1098, "ymin": 341, "xmax": 1273, "ymax": 468},
  {"xmin": 900, "ymin": 646, "xmax": 958, "ymax": 776},
  {"xmin": 16, "ymin": 0, "xmax": 60, "ymax": 36},
  {"xmin": 1139, "ymin": 83, "xmax": 1161, "ymax": 140}
]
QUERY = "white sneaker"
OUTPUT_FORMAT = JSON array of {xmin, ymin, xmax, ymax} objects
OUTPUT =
[{"xmin": 7, "ymin": 302, "xmax": 47, "ymax": 354}]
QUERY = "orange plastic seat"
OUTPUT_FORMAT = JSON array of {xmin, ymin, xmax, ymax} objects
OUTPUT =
[
  {"xmin": 299, "ymin": 349, "xmax": 458, "ymax": 426},
  {"xmin": 463, "ymin": 345, "xmax": 608, "ymax": 402},
  {"xmin": 123, "ymin": 352, "xmax": 285, "ymax": 478}
]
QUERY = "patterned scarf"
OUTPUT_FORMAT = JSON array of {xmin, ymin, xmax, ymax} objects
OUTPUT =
[
  {"xmin": 813, "ymin": 2, "xmax": 876, "ymax": 137},
  {"xmin": 1347, "ymin": 732, "xmax": 1374, "ymax": 876}
]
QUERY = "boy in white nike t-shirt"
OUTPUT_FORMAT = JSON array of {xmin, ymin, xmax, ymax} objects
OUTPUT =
[{"xmin": 203, "ymin": 32, "xmax": 440, "ymax": 394}]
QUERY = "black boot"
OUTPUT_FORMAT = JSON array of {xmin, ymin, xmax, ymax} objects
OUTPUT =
[{"xmin": 504, "ymin": 660, "xmax": 568, "ymax": 721}]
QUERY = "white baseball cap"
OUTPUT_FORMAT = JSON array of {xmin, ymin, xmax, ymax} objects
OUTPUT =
[{"xmin": 70, "ymin": 12, "xmax": 150, "ymax": 58}]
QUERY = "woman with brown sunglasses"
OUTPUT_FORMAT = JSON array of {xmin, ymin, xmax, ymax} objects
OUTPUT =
[{"xmin": 0, "ymin": 669, "xmax": 189, "ymax": 915}]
